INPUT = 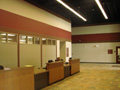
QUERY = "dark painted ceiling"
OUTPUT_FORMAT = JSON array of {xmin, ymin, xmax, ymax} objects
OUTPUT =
[{"xmin": 25, "ymin": 0, "xmax": 120, "ymax": 27}]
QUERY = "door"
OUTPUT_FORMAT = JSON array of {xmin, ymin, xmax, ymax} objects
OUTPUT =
[
  {"xmin": 116, "ymin": 47, "xmax": 120, "ymax": 64},
  {"xmin": 60, "ymin": 41, "xmax": 66, "ymax": 62}
]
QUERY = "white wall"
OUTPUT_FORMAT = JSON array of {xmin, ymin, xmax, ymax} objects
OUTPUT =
[
  {"xmin": 0, "ymin": 43, "xmax": 18, "ymax": 67},
  {"xmin": 42, "ymin": 45, "xmax": 56, "ymax": 67},
  {"xmin": 66, "ymin": 41, "xmax": 72, "ymax": 62},
  {"xmin": 20, "ymin": 44, "xmax": 41, "ymax": 68},
  {"xmin": 72, "ymin": 24, "xmax": 120, "ymax": 35},
  {"xmin": 72, "ymin": 42, "xmax": 120, "ymax": 63},
  {"xmin": 0, "ymin": 0, "xmax": 71, "ymax": 32}
]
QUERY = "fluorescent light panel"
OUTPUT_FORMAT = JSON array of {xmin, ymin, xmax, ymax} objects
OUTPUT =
[
  {"xmin": 95, "ymin": 0, "xmax": 108, "ymax": 19},
  {"xmin": 56, "ymin": 0, "xmax": 87, "ymax": 21}
]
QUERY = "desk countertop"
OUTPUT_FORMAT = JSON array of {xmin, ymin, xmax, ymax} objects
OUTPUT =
[
  {"xmin": 64, "ymin": 64, "xmax": 71, "ymax": 67},
  {"xmin": 34, "ymin": 68, "xmax": 48, "ymax": 75}
]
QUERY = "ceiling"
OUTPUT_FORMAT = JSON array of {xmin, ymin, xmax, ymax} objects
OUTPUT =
[{"xmin": 25, "ymin": 0, "xmax": 120, "ymax": 27}]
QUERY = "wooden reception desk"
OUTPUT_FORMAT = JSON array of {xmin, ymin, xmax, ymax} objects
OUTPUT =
[
  {"xmin": 69, "ymin": 59, "xmax": 80, "ymax": 75},
  {"xmin": 0, "ymin": 67, "xmax": 34, "ymax": 90},
  {"xmin": 64, "ymin": 64, "xmax": 71, "ymax": 78},
  {"xmin": 46, "ymin": 61, "xmax": 64, "ymax": 84},
  {"xmin": 34, "ymin": 68, "xmax": 49, "ymax": 90}
]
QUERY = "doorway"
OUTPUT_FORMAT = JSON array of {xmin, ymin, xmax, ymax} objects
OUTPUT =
[
  {"xmin": 116, "ymin": 47, "xmax": 120, "ymax": 64},
  {"xmin": 60, "ymin": 41, "xmax": 66, "ymax": 62}
]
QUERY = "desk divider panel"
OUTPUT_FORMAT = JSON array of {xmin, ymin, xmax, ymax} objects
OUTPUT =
[
  {"xmin": 0, "ymin": 67, "xmax": 34, "ymax": 90},
  {"xmin": 69, "ymin": 59, "xmax": 80, "ymax": 75},
  {"xmin": 47, "ymin": 61, "xmax": 64, "ymax": 84}
]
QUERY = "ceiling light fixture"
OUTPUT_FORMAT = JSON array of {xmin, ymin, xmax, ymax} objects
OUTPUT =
[
  {"xmin": 95, "ymin": 0, "xmax": 108, "ymax": 19},
  {"xmin": 56, "ymin": 0, "xmax": 87, "ymax": 21}
]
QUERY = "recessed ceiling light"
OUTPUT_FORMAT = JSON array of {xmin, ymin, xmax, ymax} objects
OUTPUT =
[
  {"xmin": 78, "ymin": 6, "xmax": 80, "ymax": 9},
  {"xmin": 95, "ymin": 0, "xmax": 108, "ymax": 19},
  {"xmin": 92, "ymin": 9, "xmax": 95, "ymax": 11},
  {"xmin": 56, "ymin": 0, "xmax": 87, "ymax": 21}
]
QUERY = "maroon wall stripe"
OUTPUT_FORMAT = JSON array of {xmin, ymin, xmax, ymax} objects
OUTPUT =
[
  {"xmin": 0, "ymin": 9, "xmax": 71, "ymax": 40},
  {"xmin": 72, "ymin": 33, "xmax": 120, "ymax": 43}
]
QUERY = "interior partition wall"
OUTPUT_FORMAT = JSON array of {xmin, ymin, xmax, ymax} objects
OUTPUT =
[
  {"xmin": 0, "ymin": 32, "xmax": 18, "ymax": 68},
  {"xmin": 0, "ymin": 0, "xmax": 71, "ymax": 68},
  {"xmin": 42, "ymin": 39, "xmax": 57, "ymax": 67}
]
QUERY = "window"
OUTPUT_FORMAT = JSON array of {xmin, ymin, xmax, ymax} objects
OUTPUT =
[
  {"xmin": 52, "ymin": 40, "xmax": 56, "ymax": 45},
  {"xmin": 34, "ymin": 37, "xmax": 40, "ymax": 44},
  {"xmin": 48, "ymin": 39, "xmax": 52, "ymax": 45},
  {"xmin": 0, "ymin": 32, "xmax": 7, "ymax": 43},
  {"xmin": 20, "ymin": 35, "xmax": 27, "ymax": 44},
  {"xmin": 42, "ymin": 38, "xmax": 47, "ymax": 45},
  {"xmin": 8, "ymin": 33, "xmax": 17, "ymax": 43},
  {"xmin": 28, "ymin": 36, "xmax": 34, "ymax": 44}
]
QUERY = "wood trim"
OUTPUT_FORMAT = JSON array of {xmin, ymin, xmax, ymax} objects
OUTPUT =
[
  {"xmin": 18, "ymin": 34, "xmax": 20, "ymax": 67},
  {"xmin": 116, "ymin": 46, "xmax": 120, "ymax": 64},
  {"xmin": 56, "ymin": 41, "xmax": 57, "ymax": 58},
  {"xmin": 41, "ymin": 38, "xmax": 42, "ymax": 67},
  {"xmin": 0, "ymin": 9, "xmax": 71, "ymax": 41},
  {"xmin": 72, "ymin": 33, "xmax": 120, "ymax": 43}
]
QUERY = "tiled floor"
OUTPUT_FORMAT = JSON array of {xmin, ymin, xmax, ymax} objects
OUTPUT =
[{"xmin": 42, "ymin": 63, "xmax": 120, "ymax": 90}]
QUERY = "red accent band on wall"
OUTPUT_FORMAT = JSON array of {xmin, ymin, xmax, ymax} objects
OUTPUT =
[
  {"xmin": 72, "ymin": 33, "xmax": 120, "ymax": 43},
  {"xmin": 0, "ymin": 9, "xmax": 71, "ymax": 40}
]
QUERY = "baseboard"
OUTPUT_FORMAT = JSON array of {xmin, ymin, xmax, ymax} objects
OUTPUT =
[{"xmin": 80, "ymin": 62, "xmax": 116, "ymax": 64}]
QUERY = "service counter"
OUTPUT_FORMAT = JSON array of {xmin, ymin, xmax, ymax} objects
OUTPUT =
[
  {"xmin": 34, "ymin": 68, "xmax": 49, "ymax": 90},
  {"xmin": 46, "ymin": 61, "xmax": 64, "ymax": 84},
  {"xmin": 69, "ymin": 59, "xmax": 80, "ymax": 75},
  {"xmin": 64, "ymin": 64, "xmax": 71, "ymax": 78},
  {"xmin": 0, "ymin": 67, "xmax": 34, "ymax": 90}
]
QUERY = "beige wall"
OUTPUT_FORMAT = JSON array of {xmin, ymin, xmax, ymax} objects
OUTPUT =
[
  {"xmin": 42, "ymin": 45, "xmax": 56, "ymax": 67},
  {"xmin": 72, "ymin": 42, "xmax": 120, "ymax": 63},
  {"xmin": 118, "ymin": 49, "xmax": 120, "ymax": 55},
  {"xmin": 0, "ymin": 43, "xmax": 18, "ymax": 67},
  {"xmin": 72, "ymin": 24, "xmax": 120, "ymax": 35},
  {"xmin": 20, "ymin": 44, "xmax": 41, "ymax": 68},
  {"xmin": 0, "ymin": 0, "xmax": 71, "ymax": 32}
]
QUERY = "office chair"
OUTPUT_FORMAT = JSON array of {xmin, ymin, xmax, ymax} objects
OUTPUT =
[
  {"xmin": 48, "ymin": 60, "xmax": 53, "ymax": 63},
  {"xmin": 0, "ymin": 65, "xmax": 4, "ymax": 70}
]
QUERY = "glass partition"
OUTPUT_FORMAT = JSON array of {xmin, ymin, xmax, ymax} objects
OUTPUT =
[
  {"xmin": 8, "ymin": 34, "xmax": 17, "ymax": 43},
  {"xmin": 20, "ymin": 35, "xmax": 27, "ymax": 44},
  {"xmin": 0, "ymin": 32, "xmax": 7, "ymax": 43},
  {"xmin": 28, "ymin": 36, "xmax": 34, "ymax": 44},
  {"xmin": 34, "ymin": 37, "xmax": 40, "ymax": 44}
]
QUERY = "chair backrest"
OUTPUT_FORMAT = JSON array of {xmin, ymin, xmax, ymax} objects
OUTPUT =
[
  {"xmin": 55, "ymin": 59, "xmax": 59, "ymax": 62},
  {"xmin": 48, "ymin": 60, "xmax": 53, "ymax": 63},
  {"xmin": 0, "ymin": 65, "xmax": 4, "ymax": 70}
]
